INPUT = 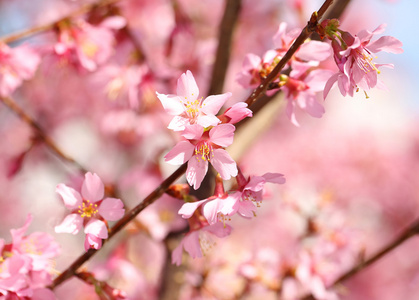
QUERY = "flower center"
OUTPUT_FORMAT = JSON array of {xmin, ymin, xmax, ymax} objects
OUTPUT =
[
  {"xmin": 354, "ymin": 48, "xmax": 380, "ymax": 75},
  {"xmin": 78, "ymin": 200, "xmax": 98, "ymax": 218},
  {"xmin": 184, "ymin": 98, "xmax": 202, "ymax": 120},
  {"xmin": 195, "ymin": 141, "xmax": 213, "ymax": 161}
]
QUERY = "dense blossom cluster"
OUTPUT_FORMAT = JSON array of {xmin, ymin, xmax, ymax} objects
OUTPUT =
[
  {"xmin": 0, "ymin": 0, "xmax": 409, "ymax": 300},
  {"xmin": 0, "ymin": 215, "xmax": 60, "ymax": 299}
]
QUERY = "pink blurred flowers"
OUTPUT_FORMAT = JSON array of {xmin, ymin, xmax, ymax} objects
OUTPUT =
[
  {"xmin": 0, "ymin": 214, "xmax": 60, "ymax": 299},
  {"xmin": 55, "ymin": 172, "xmax": 125, "ymax": 251},
  {"xmin": 0, "ymin": 43, "xmax": 40, "ymax": 97}
]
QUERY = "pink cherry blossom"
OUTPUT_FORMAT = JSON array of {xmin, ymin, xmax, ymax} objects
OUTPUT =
[
  {"xmin": 53, "ymin": 16, "xmax": 125, "ymax": 72},
  {"xmin": 273, "ymin": 22, "xmax": 331, "ymax": 66},
  {"xmin": 218, "ymin": 102, "xmax": 253, "ymax": 125},
  {"xmin": 282, "ymin": 68, "xmax": 335, "ymax": 126},
  {"xmin": 0, "ymin": 43, "xmax": 40, "ymax": 97},
  {"xmin": 164, "ymin": 124, "xmax": 238, "ymax": 189},
  {"xmin": 55, "ymin": 172, "xmax": 125, "ymax": 250},
  {"xmin": 324, "ymin": 23, "xmax": 403, "ymax": 98},
  {"xmin": 156, "ymin": 70, "xmax": 231, "ymax": 131},
  {"xmin": 172, "ymin": 222, "xmax": 232, "ymax": 266},
  {"xmin": 229, "ymin": 171, "xmax": 285, "ymax": 218}
]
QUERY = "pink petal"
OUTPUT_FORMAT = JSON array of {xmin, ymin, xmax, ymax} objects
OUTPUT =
[
  {"xmin": 237, "ymin": 200, "xmax": 257, "ymax": 218},
  {"xmin": 219, "ymin": 193, "xmax": 241, "ymax": 216},
  {"xmin": 10, "ymin": 214, "xmax": 32, "ymax": 246},
  {"xmin": 186, "ymin": 156, "xmax": 208, "ymax": 189},
  {"xmin": 262, "ymin": 173, "xmax": 286, "ymax": 184},
  {"xmin": 182, "ymin": 231, "xmax": 203, "ymax": 258},
  {"xmin": 178, "ymin": 199, "xmax": 208, "ymax": 219},
  {"xmin": 98, "ymin": 198, "xmax": 125, "ymax": 221},
  {"xmin": 285, "ymin": 99, "xmax": 299, "ymax": 127},
  {"xmin": 81, "ymin": 172, "xmax": 104, "ymax": 202},
  {"xmin": 204, "ymin": 222, "xmax": 232, "ymax": 238},
  {"xmin": 323, "ymin": 73, "xmax": 338, "ymax": 99},
  {"xmin": 177, "ymin": 70, "xmax": 199, "ymax": 101},
  {"xmin": 305, "ymin": 69, "xmax": 336, "ymax": 92},
  {"xmin": 300, "ymin": 93, "xmax": 325, "ymax": 118},
  {"xmin": 224, "ymin": 102, "xmax": 253, "ymax": 124},
  {"xmin": 84, "ymin": 233, "xmax": 102, "ymax": 251},
  {"xmin": 54, "ymin": 214, "xmax": 83, "ymax": 235},
  {"xmin": 245, "ymin": 176, "xmax": 266, "ymax": 192},
  {"xmin": 367, "ymin": 36, "xmax": 403, "ymax": 54},
  {"xmin": 56, "ymin": 183, "xmax": 82, "ymax": 209},
  {"xmin": 202, "ymin": 198, "xmax": 223, "ymax": 225},
  {"xmin": 156, "ymin": 93, "xmax": 185, "ymax": 115},
  {"xmin": 211, "ymin": 149, "xmax": 237, "ymax": 180},
  {"xmin": 297, "ymin": 41, "xmax": 331, "ymax": 62},
  {"xmin": 201, "ymin": 92, "xmax": 231, "ymax": 115},
  {"xmin": 168, "ymin": 116, "xmax": 189, "ymax": 131},
  {"xmin": 171, "ymin": 241, "xmax": 185, "ymax": 266},
  {"xmin": 182, "ymin": 124, "xmax": 204, "ymax": 140},
  {"xmin": 164, "ymin": 140, "xmax": 195, "ymax": 165},
  {"xmin": 209, "ymin": 124, "xmax": 235, "ymax": 147},
  {"xmin": 196, "ymin": 114, "xmax": 221, "ymax": 128},
  {"xmin": 242, "ymin": 53, "xmax": 262, "ymax": 70},
  {"xmin": 84, "ymin": 219, "xmax": 108, "ymax": 239},
  {"xmin": 99, "ymin": 16, "xmax": 127, "ymax": 30}
]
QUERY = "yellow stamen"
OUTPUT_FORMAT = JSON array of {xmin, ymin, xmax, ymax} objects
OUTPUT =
[{"xmin": 78, "ymin": 200, "xmax": 98, "ymax": 218}]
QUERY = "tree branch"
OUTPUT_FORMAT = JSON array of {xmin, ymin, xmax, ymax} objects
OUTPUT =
[{"xmin": 0, "ymin": 0, "xmax": 122, "ymax": 44}]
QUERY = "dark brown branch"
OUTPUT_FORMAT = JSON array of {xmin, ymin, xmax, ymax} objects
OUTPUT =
[
  {"xmin": 49, "ymin": 0, "xmax": 336, "ymax": 290},
  {"xmin": 0, "ymin": 0, "xmax": 122, "ymax": 44},
  {"xmin": 207, "ymin": 0, "xmax": 242, "ymax": 96},
  {"xmin": 0, "ymin": 96, "xmax": 88, "ymax": 173}
]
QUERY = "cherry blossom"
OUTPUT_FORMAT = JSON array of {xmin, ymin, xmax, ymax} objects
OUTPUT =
[
  {"xmin": 0, "ymin": 43, "xmax": 40, "ymax": 97},
  {"xmin": 164, "ymin": 124, "xmax": 238, "ymax": 189},
  {"xmin": 156, "ymin": 70, "xmax": 231, "ymax": 131},
  {"xmin": 323, "ymin": 23, "xmax": 403, "ymax": 98},
  {"xmin": 55, "ymin": 172, "xmax": 125, "ymax": 250}
]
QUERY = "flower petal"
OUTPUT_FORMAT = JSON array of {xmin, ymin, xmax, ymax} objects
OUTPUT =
[
  {"xmin": 211, "ymin": 149, "xmax": 237, "ymax": 180},
  {"xmin": 209, "ymin": 124, "xmax": 235, "ymax": 147},
  {"xmin": 156, "ymin": 93, "xmax": 185, "ymax": 115},
  {"xmin": 178, "ymin": 199, "xmax": 208, "ymax": 219},
  {"xmin": 186, "ymin": 156, "xmax": 208, "ymax": 189},
  {"xmin": 262, "ymin": 173, "xmax": 286, "ymax": 184},
  {"xmin": 196, "ymin": 114, "xmax": 221, "ymax": 128},
  {"xmin": 168, "ymin": 116, "xmax": 190, "ymax": 131},
  {"xmin": 98, "ymin": 198, "xmax": 125, "ymax": 221},
  {"xmin": 55, "ymin": 214, "xmax": 83, "ymax": 235},
  {"xmin": 81, "ymin": 172, "xmax": 104, "ymax": 203},
  {"xmin": 84, "ymin": 219, "xmax": 108, "ymax": 239},
  {"xmin": 56, "ymin": 184, "xmax": 82, "ymax": 209},
  {"xmin": 164, "ymin": 140, "xmax": 195, "ymax": 165},
  {"xmin": 177, "ymin": 70, "xmax": 199, "ymax": 101},
  {"xmin": 367, "ymin": 36, "xmax": 403, "ymax": 54},
  {"xmin": 182, "ymin": 124, "xmax": 204, "ymax": 140},
  {"xmin": 297, "ymin": 41, "xmax": 331, "ymax": 62},
  {"xmin": 84, "ymin": 233, "xmax": 103, "ymax": 251},
  {"xmin": 201, "ymin": 92, "xmax": 231, "ymax": 115}
]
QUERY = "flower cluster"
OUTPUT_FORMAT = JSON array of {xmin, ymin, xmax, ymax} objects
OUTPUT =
[
  {"xmin": 0, "ymin": 215, "xmax": 60, "ymax": 299},
  {"xmin": 321, "ymin": 20, "xmax": 403, "ymax": 98},
  {"xmin": 157, "ymin": 70, "xmax": 252, "ymax": 189},
  {"xmin": 54, "ymin": 172, "xmax": 125, "ymax": 251},
  {"xmin": 236, "ymin": 22, "xmax": 333, "ymax": 126}
]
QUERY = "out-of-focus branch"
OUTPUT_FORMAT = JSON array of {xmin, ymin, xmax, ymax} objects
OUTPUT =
[
  {"xmin": 0, "ymin": 0, "xmax": 122, "ymax": 44},
  {"xmin": 300, "ymin": 218, "xmax": 419, "ymax": 300},
  {"xmin": 49, "ymin": 0, "xmax": 336, "ymax": 289},
  {"xmin": 0, "ymin": 96, "xmax": 88, "ymax": 173},
  {"xmin": 207, "ymin": 0, "xmax": 242, "ymax": 96}
]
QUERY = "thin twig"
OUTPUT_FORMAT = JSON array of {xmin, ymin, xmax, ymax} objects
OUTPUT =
[
  {"xmin": 0, "ymin": 96, "xmax": 88, "ymax": 173},
  {"xmin": 300, "ymin": 218, "xmax": 419, "ymax": 300},
  {"xmin": 207, "ymin": 0, "xmax": 242, "ymax": 96},
  {"xmin": 0, "ymin": 0, "xmax": 122, "ymax": 44},
  {"xmin": 49, "ymin": 0, "xmax": 336, "ymax": 290}
]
